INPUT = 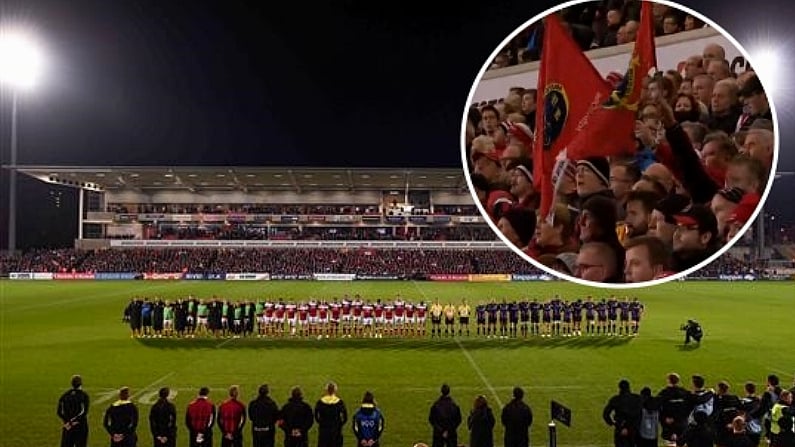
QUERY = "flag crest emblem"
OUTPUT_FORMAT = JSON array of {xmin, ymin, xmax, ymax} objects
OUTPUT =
[{"xmin": 543, "ymin": 83, "xmax": 569, "ymax": 149}]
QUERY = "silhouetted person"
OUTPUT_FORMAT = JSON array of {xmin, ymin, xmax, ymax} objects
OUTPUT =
[
  {"xmin": 429, "ymin": 384, "xmax": 462, "ymax": 447},
  {"xmin": 501, "ymin": 387, "xmax": 533, "ymax": 447},
  {"xmin": 58, "ymin": 375, "xmax": 90, "ymax": 447}
]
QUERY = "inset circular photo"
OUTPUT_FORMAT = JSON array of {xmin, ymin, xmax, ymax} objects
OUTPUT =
[{"xmin": 462, "ymin": 0, "xmax": 778, "ymax": 287}]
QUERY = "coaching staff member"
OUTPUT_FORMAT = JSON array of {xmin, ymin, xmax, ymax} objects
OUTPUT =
[
  {"xmin": 58, "ymin": 375, "xmax": 90, "ymax": 447},
  {"xmin": 249, "ymin": 384, "xmax": 280, "ymax": 447},
  {"xmin": 186, "ymin": 387, "xmax": 216, "ymax": 447},
  {"xmin": 603, "ymin": 379, "xmax": 642, "ymax": 447},
  {"xmin": 149, "ymin": 387, "xmax": 177, "ymax": 447},
  {"xmin": 429, "ymin": 384, "xmax": 462, "ymax": 447},
  {"xmin": 218, "ymin": 385, "xmax": 247, "ymax": 447},
  {"xmin": 315, "ymin": 382, "xmax": 348, "ymax": 447},
  {"xmin": 281, "ymin": 386, "xmax": 315, "ymax": 447},
  {"xmin": 501, "ymin": 387, "xmax": 533, "ymax": 447},
  {"xmin": 103, "ymin": 387, "xmax": 139, "ymax": 447}
]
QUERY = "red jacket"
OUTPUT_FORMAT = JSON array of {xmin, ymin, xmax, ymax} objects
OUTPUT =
[
  {"xmin": 218, "ymin": 399, "xmax": 246, "ymax": 434},
  {"xmin": 186, "ymin": 397, "xmax": 215, "ymax": 433}
]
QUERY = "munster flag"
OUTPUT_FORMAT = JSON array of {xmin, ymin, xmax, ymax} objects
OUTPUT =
[
  {"xmin": 567, "ymin": 0, "xmax": 657, "ymax": 161},
  {"xmin": 533, "ymin": 13, "xmax": 613, "ymax": 219}
]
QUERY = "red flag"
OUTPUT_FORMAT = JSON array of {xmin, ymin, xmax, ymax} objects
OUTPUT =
[
  {"xmin": 567, "ymin": 0, "xmax": 658, "ymax": 160},
  {"xmin": 533, "ymin": 14, "xmax": 613, "ymax": 218}
]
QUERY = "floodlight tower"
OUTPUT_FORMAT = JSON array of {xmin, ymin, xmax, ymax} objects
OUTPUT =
[{"xmin": 0, "ymin": 29, "xmax": 44, "ymax": 252}]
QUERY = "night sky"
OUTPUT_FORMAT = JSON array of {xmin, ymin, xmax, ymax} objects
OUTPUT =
[{"xmin": 1, "ymin": 0, "xmax": 794, "ymax": 248}]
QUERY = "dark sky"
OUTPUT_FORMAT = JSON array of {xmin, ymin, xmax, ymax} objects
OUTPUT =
[
  {"xmin": 0, "ymin": 0, "xmax": 792, "ymax": 169},
  {"xmin": 0, "ymin": 0, "xmax": 794, "ymax": 248}
]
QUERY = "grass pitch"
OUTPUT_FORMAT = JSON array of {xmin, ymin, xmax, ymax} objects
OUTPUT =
[{"xmin": 0, "ymin": 280, "xmax": 793, "ymax": 447}]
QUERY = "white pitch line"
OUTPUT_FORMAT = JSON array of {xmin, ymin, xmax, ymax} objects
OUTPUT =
[
  {"xmin": 455, "ymin": 338, "xmax": 503, "ymax": 408},
  {"xmin": 215, "ymin": 337, "xmax": 237, "ymax": 349},
  {"xmin": 410, "ymin": 281, "xmax": 503, "ymax": 408},
  {"xmin": 131, "ymin": 371, "xmax": 176, "ymax": 399}
]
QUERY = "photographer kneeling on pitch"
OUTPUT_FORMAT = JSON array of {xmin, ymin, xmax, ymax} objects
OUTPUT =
[{"xmin": 680, "ymin": 320, "xmax": 703, "ymax": 344}]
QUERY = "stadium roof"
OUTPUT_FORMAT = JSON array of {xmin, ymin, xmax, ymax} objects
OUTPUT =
[{"xmin": 10, "ymin": 165, "xmax": 469, "ymax": 192}]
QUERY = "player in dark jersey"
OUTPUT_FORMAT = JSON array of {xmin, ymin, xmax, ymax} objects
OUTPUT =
[
  {"xmin": 607, "ymin": 297, "xmax": 619, "ymax": 336},
  {"xmin": 583, "ymin": 298, "xmax": 595, "ymax": 335},
  {"xmin": 562, "ymin": 302, "xmax": 573, "ymax": 337},
  {"xmin": 596, "ymin": 301, "xmax": 608, "ymax": 335},
  {"xmin": 518, "ymin": 301, "xmax": 530, "ymax": 338},
  {"xmin": 551, "ymin": 299, "xmax": 563, "ymax": 337},
  {"xmin": 630, "ymin": 298, "xmax": 644, "ymax": 335},
  {"xmin": 530, "ymin": 300, "xmax": 540, "ymax": 336},
  {"xmin": 508, "ymin": 301, "xmax": 520, "ymax": 338},
  {"xmin": 541, "ymin": 302, "xmax": 552, "ymax": 337},
  {"xmin": 486, "ymin": 301, "xmax": 498, "ymax": 337},
  {"xmin": 475, "ymin": 304, "xmax": 487, "ymax": 336},
  {"xmin": 571, "ymin": 300, "xmax": 583, "ymax": 336},
  {"xmin": 618, "ymin": 298, "xmax": 631, "ymax": 336},
  {"xmin": 498, "ymin": 300, "xmax": 510, "ymax": 338}
]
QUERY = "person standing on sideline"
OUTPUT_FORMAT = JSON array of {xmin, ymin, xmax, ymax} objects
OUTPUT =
[
  {"xmin": 637, "ymin": 387, "xmax": 660, "ymax": 447},
  {"xmin": 352, "ymin": 391, "xmax": 385, "ymax": 447},
  {"xmin": 249, "ymin": 384, "xmax": 280, "ymax": 447},
  {"xmin": 602, "ymin": 379, "xmax": 642, "ymax": 447},
  {"xmin": 315, "ymin": 382, "xmax": 348, "ymax": 447},
  {"xmin": 186, "ymin": 387, "xmax": 216, "ymax": 447},
  {"xmin": 218, "ymin": 385, "xmax": 247, "ymax": 447},
  {"xmin": 280, "ymin": 387, "xmax": 314, "ymax": 447},
  {"xmin": 149, "ymin": 387, "xmax": 177, "ymax": 447},
  {"xmin": 468, "ymin": 395, "xmax": 495, "ymax": 447},
  {"xmin": 429, "ymin": 384, "xmax": 462, "ymax": 447},
  {"xmin": 501, "ymin": 387, "xmax": 533, "ymax": 447},
  {"xmin": 103, "ymin": 387, "xmax": 139, "ymax": 447},
  {"xmin": 58, "ymin": 375, "xmax": 90, "ymax": 447}
]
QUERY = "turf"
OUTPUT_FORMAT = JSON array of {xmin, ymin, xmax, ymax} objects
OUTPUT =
[{"xmin": 0, "ymin": 280, "xmax": 793, "ymax": 447}]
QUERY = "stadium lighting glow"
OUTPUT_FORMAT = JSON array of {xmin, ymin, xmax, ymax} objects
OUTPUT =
[
  {"xmin": 747, "ymin": 45, "xmax": 781, "ymax": 99},
  {"xmin": 0, "ymin": 30, "xmax": 44, "ymax": 90}
]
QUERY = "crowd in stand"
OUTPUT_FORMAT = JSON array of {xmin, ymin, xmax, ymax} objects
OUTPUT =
[
  {"xmin": 0, "ymin": 248, "xmax": 537, "ymax": 275},
  {"xmin": 488, "ymin": 1, "xmax": 707, "ymax": 70},
  {"xmin": 468, "ymin": 34, "xmax": 774, "ymax": 283},
  {"xmin": 603, "ymin": 373, "xmax": 795, "ymax": 447},
  {"xmin": 3, "ymin": 246, "xmax": 784, "ymax": 277},
  {"xmin": 107, "ymin": 203, "xmax": 480, "ymax": 216},
  {"xmin": 108, "ymin": 203, "xmax": 383, "ymax": 215},
  {"xmin": 140, "ymin": 225, "xmax": 496, "ymax": 242}
]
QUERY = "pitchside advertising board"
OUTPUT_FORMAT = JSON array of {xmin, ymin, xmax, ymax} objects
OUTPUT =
[{"xmin": 472, "ymin": 27, "xmax": 746, "ymax": 103}]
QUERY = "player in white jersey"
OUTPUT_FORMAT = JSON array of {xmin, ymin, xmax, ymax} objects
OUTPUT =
[
  {"xmin": 382, "ymin": 302, "xmax": 395, "ymax": 338},
  {"xmin": 317, "ymin": 300, "xmax": 330, "ymax": 338}
]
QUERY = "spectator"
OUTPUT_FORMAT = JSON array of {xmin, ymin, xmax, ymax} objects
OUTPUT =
[{"xmin": 467, "ymin": 395, "xmax": 495, "ymax": 447}]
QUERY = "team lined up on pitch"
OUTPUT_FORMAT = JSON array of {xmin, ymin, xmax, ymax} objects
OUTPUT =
[{"xmin": 123, "ymin": 296, "xmax": 645, "ymax": 339}]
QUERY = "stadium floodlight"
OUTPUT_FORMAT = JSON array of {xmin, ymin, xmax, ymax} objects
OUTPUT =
[
  {"xmin": 1, "ymin": 28, "xmax": 45, "ymax": 252},
  {"xmin": 0, "ymin": 30, "xmax": 44, "ymax": 90}
]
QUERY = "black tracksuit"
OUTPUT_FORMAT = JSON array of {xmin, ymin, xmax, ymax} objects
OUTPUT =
[
  {"xmin": 249, "ymin": 396, "xmax": 280, "ymax": 447},
  {"xmin": 58, "ymin": 388, "xmax": 90, "ymax": 447},
  {"xmin": 104, "ymin": 400, "xmax": 139, "ymax": 447},
  {"xmin": 280, "ymin": 398, "xmax": 314, "ymax": 447},
  {"xmin": 429, "ymin": 396, "xmax": 462, "ymax": 447},
  {"xmin": 501, "ymin": 398, "xmax": 533, "ymax": 447},
  {"xmin": 603, "ymin": 390, "xmax": 642, "ymax": 447},
  {"xmin": 149, "ymin": 398, "xmax": 177, "ymax": 447},
  {"xmin": 314, "ymin": 395, "xmax": 348, "ymax": 447}
]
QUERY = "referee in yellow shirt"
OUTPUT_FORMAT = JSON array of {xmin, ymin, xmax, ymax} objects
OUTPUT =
[
  {"xmin": 457, "ymin": 300, "xmax": 471, "ymax": 337},
  {"xmin": 443, "ymin": 303, "xmax": 457, "ymax": 337},
  {"xmin": 430, "ymin": 301, "xmax": 444, "ymax": 338}
]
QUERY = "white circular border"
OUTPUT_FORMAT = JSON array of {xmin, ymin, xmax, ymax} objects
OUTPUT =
[{"xmin": 460, "ymin": 0, "xmax": 780, "ymax": 289}]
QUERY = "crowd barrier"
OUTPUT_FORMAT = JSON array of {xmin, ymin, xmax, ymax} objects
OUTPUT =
[{"xmin": 7, "ymin": 272, "xmax": 794, "ymax": 281}]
